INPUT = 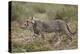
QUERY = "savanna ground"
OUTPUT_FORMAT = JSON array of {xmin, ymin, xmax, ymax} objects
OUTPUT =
[{"xmin": 9, "ymin": 1, "xmax": 78, "ymax": 53}]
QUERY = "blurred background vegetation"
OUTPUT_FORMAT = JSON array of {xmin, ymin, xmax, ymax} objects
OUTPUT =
[{"xmin": 10, "ymin": 1, "xmax": 78, "ymax": 53}]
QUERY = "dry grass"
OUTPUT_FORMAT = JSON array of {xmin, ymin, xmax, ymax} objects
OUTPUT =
[{"xmin": 10, "ymin": 1, "xmax": 78, "ymax": 53}]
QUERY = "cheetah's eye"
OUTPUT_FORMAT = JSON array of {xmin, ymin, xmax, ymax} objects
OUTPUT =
[
  {"xmin": 26, "ymin": 21, "xmax": 29, "ymax": 26},
  {"xmin": 24, "ymin": 23, "xmax": 27, "ymax": 26}
]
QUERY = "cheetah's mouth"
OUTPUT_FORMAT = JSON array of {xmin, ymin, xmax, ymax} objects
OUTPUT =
[{"xmin": 20, "ymin": 26, "xmax": 27, "ymax": 30}]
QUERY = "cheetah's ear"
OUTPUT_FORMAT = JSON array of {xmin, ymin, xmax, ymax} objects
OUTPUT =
[
  {"xmin": 32, "ymin": 16, "xmax": 39, "ymax": 21},
  {"xmin": 31, "ymin": 16, "xmax": 35, "ymax": 23},
  {"xmin": 28, "ymin": 16, "xmax": 33, "ymax": 20},
  {"xmin": 32, "ymin": 20, "xmax": 35, "ymax": 23},
  {"xmin": 32, "ymin": 16, "xmax": 36, "ymax": 20}
]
